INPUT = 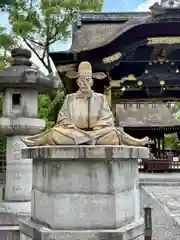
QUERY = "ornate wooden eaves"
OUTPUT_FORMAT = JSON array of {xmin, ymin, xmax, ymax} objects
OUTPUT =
[
  {"xmin": 77, "ymin": 12, "xmax": 151, "ymax": 25},
  {"xmin": 57, "ymin": 63, "xmax": 77, "ymax": 73}
]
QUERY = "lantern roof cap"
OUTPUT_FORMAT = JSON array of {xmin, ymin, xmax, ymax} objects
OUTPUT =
[{"xmin": 0, "ymin": 48, "xmax": 59, "ymax": 92}]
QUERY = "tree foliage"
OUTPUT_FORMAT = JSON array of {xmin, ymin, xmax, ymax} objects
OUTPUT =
[
  {"xmin": 0, "ymin": 24, "xmax": 17, "ymax": 113},
  {"xmin": 6, "ymin": 0, "xmax": 104, "ymax": 129},
  {"xmin": 8, "ymin": 0, "xmax": 104, "ymax": 73},
  {"xmin": 0, "ymin": 0, "xmax": 104, "ymax": 155},
  {"xmin": 38, "ymin": 89, "xmax": 65, "ymax": 129},
  {"xmin": 164, "ymin": 133, "xmax": 180, "ymax": 149},
  {"xmin": 164, "ymin": 103, "xmax": 180, "ymax": 149},
  {"xmin": 0, "ymin": 25, "xmax": 17, "ymax": 155},
  {"xmin": 0, "ymin": 26, "xmax": 17, "ymax": 106},
  {"xmin": 0, "ymin": 25, "xmax": 16, "ymax": 69}
]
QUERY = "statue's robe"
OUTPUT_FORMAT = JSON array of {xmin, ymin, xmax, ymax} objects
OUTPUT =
[{"xmin": 21, "ymin": 90, "xmax": 147, "ymax": 146}]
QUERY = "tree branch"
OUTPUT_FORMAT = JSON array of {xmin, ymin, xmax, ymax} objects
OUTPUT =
[
  {"xmin": 46, "ymin": 23, "xmax": 53, "ymax": 73},
  {"xmin": 50, "ymin": 28, "xmax": 60, "ymax": 42},
  {"xmin": 26, "ymin": 36, "xmax": 44, "ymax": 47},
  {"xmin": 42, "ymin": 38, "xmax": 48, "ymax": 59},
  {"xmin": 23, "ymin": 37, "xmax": 49, "ymax": 70}
]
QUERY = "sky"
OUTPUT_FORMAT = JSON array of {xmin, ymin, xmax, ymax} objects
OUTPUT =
[{"xmin": 0, "ymin": 0, "xmax": 161, "ymax": 73}]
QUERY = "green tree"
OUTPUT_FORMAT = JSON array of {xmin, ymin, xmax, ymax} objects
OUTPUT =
[
  {"xmin": 8, "ymin": 0, "xmax": 104, "ymax": 74},
  {"xmin": 8, "ymin": 0, "xmax": 103, "ymax": 125},
  {"xmin": 0, "ymin": 26, "xmax": 16, "ymax": 69},
  {"xmin": 0, "ymin": 27, "xmax": 17, "ymax": 106},
  {"xmin": 0, "ymin": 25, "xmax": 17, "ymax": 113},
  {"xmin": 164, "ymin": 133, "xmax": 180, "ymax": 149},
  {"xmin": 0, "ymin": 0, "xmax": 16, "ymax": 7},
  {"xmin": 38, "ymin": 88, "xmax": 65, "ymax": 129},
  {"xmin": 164, "ymin": 102, "xmax": 180, "ymax": 148},
  {"xmin": 0, "ymin": 26, "xmax": 17, "ymax": 156}
]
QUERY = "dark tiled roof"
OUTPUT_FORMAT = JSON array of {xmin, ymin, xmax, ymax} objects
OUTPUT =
[
  {"xmin": 70, "ymin": 12, "xmax": 151, "ymax": 51},
  {"xmin": 116, "ymin": 102, "xmax": 180, "ymax": 128},
  {"xmin": 71, "ymin": 23, "xmax": 123, "ymax": 51}
]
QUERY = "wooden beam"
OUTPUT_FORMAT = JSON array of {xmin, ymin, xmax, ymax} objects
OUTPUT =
[
  {"xmin": 104, "ymin": 72, "xmax": 111, "ymax": 107},
  {"xmin": 110, "ymin": 80, "xmax": 121, "ymax": 88},
  {"xmin": 111, "ymin": 97, "xmax": 180, "ymax": 102},
  {"xmin": 56, "ymin": 63, "xmax": 77, "ymax": 73},
  {"xmin": 104, "ymin": 87, "xmax": 111, "ymax": 107}
]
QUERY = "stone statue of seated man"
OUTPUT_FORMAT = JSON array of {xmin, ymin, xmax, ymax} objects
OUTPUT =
[{"xmin": 22, "ymin": 61, "xmax": 149, "ymax": 146}]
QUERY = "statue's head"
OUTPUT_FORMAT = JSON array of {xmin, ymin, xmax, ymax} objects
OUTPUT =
[
  {"xmin": 65, "ymin": 61, "xmax": 106, "ymax": 93},
  {"xmin": 76, "ymin": 62, "xmax": 93, "ymax": 93}
]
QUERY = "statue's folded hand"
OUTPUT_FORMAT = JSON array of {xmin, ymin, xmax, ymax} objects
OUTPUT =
[
  {"xmin": 117, "ymin": 127, "xmax": 124, "ymax": 131},
  {"xmin": 93, "ymin": 127, "xmax": 103, "ymax": 130},
  {"xmin": 66, "ymin": 124, "xmax": 76, "ymax": 128}
]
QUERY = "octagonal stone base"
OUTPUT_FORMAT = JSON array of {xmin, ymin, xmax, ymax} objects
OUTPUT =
[
  {"xmin": 22, "ymin": 145, "xmax": 149, "ymax": 230},
  {"xmin": 19, "ymin": 218, "xmax": 144, "ymax": 240}
]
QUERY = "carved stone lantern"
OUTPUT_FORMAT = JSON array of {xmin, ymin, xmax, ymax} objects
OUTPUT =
[{"xmin": 0, "ymin": 48, "xmax": 59, "ymax": 236}]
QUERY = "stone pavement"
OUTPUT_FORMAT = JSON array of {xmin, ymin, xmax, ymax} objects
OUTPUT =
[
  {"xmin": 140, "ymin": 185, "xmax": 180, "ymax": 240},
  {"xmin": 144, "ymin": 186, "xmax": 180, "ymax": 214}
]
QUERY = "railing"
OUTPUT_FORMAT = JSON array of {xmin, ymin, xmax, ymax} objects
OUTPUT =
[
  {"xmin": 138, "ymin": 159, "xmax": 180, "ymax": 172},
  {"xmin": 169, "ymin": 161, "xmax": 180, "ymax": 170},
  {"xmin": 138, "ymin": 159, "xmax": 146, "ymax": 171}
]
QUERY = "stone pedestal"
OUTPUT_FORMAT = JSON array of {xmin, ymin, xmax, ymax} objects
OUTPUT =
[{"xmin": 20, "ymin": 145, "xmax": 149, "ymax": 240}]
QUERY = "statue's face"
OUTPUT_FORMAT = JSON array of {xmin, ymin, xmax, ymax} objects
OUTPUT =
[{"xmin": 77, "ymin": 75, "xmax": 93, "ymax": 93}]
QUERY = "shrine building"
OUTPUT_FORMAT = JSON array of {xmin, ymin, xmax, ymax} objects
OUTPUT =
[{"xmin": 50, "ymin": 0, "xmax": 180, "ymax": 171}]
